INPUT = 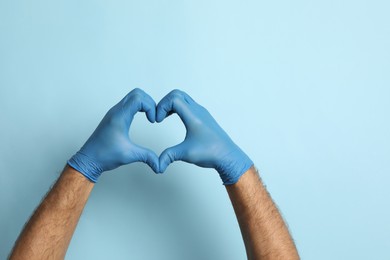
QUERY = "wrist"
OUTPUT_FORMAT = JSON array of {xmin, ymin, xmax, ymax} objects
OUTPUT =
[
  {"xmin": 216, "ymin": 148, "xmax": 253, "ymax": 185},
  {"xmin": 67, "ymin": 152, "xmax": 103, "ymax": 183}
]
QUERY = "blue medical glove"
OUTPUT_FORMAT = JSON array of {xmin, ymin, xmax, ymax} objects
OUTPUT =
[
  {"xmin": 156, "ymin": 90, "xmax": 253, "ymax": 185},
  {"xmin": 68, "ymin": 88, "xmax": 160, "ymax": 182}
]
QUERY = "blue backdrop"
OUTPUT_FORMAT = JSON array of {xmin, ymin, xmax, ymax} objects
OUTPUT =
[{"xmin": 1, "ymin": 0, "xmax": 389, "ymax": 259}]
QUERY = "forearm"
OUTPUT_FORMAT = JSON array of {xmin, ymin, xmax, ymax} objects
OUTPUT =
[
  {"xmin": 9, "ymin": 166, "xmax": 94, "ymax": 260},
  {"xmin": 226, "ymin": 167, "xmax": 299, "ymax": 260}
]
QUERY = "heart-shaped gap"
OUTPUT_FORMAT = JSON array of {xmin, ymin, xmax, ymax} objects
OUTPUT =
[{"xmin": 129, "ymin": 113, "xmax": 186, "ymax": 156}]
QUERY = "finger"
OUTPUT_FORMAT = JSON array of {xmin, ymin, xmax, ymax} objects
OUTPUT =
[
  {"xmin": 159, "ymin": 143, "xmax": 184, "ymax": 173},
  {"xmin": 139, "ymin": 96, "xmax": 157, "ymax": 123},
  {"xmin": 122, "ymin": 88, "xmax": 157, "ymax": 124},
  {"xmin": 132, "ymin": 144, "xmax": 160, "ymax": 173},
  {"xmin": 156, "ymin": 89, "xmax": 196, "ymax": 125}
]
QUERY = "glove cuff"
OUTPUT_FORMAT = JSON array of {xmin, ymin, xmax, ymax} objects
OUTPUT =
[
  {"xmin": 217, "ymin": 148, "xmax": 253, "ymax": 185},
  {"xmin": 67, "ymin": 151, "xmax": 104, "ymax": 183}
]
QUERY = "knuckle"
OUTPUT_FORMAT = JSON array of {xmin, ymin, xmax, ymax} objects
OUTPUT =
[
  {"xmin": 131, "ymin": 88, "xmax": 143, "ymax": 94},
  {"xmin": 170, "ymin": 89, "xmax": 184, "ymax": 98},
  {"xmin": 123, "ymin": 88, "xmax": 144, "ymax": 105},
  {"xmin": 130, "ymin": 92, "xmax": 144, "ymax": 104}
]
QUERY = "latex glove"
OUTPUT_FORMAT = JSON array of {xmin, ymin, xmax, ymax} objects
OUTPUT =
[
  {"xmin": 156, "ymin": 90, "xmax": 253, "ymax": 185},
  {"xmin": 68, "ymin": 88, "xmax": 159, "ymax": 182}
]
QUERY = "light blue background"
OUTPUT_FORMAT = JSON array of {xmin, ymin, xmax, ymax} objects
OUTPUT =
[{"xmin": 1, "ymin": 0, "xmax": 389, "ymax": 259}]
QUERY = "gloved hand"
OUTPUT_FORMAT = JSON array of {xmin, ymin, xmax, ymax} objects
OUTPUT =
[
  {"xmin": 68, "ymin": 88, "xmax": 160, "ymax": 182},
  {"xmin": 156, "ymin": 90, "xmax": 253, "ymax": 185}
]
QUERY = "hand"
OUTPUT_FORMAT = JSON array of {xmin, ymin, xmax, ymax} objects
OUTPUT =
[
  {"xmin": 68, "ymin": 88, "xmax": 160, "ymax": 182},
  {"xmin": 156, "ymin": 90, "xmax": 253, "ymax": 185}
]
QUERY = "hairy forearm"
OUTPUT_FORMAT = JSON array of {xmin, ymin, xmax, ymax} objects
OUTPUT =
[
  {"xmin": 9, "ymin": 166, "xmax": 94, "ymax": 260},
  {"xmin": 226, "ymin": 167, "xmax": 299, "ymax": 260}
]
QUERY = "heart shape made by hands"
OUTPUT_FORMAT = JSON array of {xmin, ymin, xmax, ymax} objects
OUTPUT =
[{"xmin": 129, "ymin": 112, "xmax": 186, "ymax": 159}]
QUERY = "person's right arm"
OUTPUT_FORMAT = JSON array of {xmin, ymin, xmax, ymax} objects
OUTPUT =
[
  {"xmin": 9, "ymin": 88, "xmax": 160, "ymax": 260},
  {"xmin": 156, "ymin": 90, "xmax": 299, "ymax": 259}
]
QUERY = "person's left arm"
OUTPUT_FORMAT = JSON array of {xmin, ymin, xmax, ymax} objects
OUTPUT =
[{"xmin": 9, "ymin": 166, "xmax": 93, "ymax": 260}]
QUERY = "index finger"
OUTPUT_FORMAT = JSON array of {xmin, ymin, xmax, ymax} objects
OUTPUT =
[
  {"xmin": 156, "ymin": 89, "xmax": 196, "ymax": 125},
  {"xmin": 121, "ymin": 88, "xmax": 157, "ymax": 124}
]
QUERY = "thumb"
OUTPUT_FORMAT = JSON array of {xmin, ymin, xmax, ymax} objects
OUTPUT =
[
  {"xmin": 132, "ymin": 144, "xmax": 160, "ymax": 173},
  {"xmin": 159, "ymin": 144, "xmax": 184, "ymax": 173}
]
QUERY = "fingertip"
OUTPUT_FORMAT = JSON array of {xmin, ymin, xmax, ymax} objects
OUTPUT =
[
  {"xmin": 158, "ymin": 158, "xmax": 169, "ymax": 173},
  {"xmin": 159, "ymin": 164, "xmax": 167, "ymax": 174},
  {"xmin": 152, "ymin": 162, "xmax": 160, "ymax": 174},
  {"xmin": 146, "ymin": 108, "xmax": 156, "ymax": 123},
  {"xmin": 156, "ymin": 106, "xmax": 168, "ymax": 123},
  {"xmin": 147, "ymin": 154, "xmax": 160, "ymax": 174},
  {"xmin": 158, "ymin": 148, "xmax": 175, "ymax": 173},
  {"xmin": 156, "ymin": 111, "xmax": 164, "ymax": 123}
]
